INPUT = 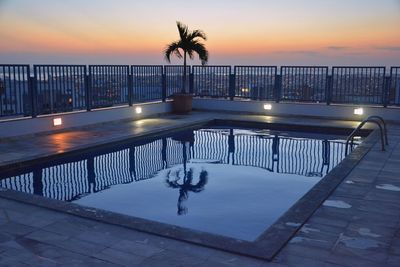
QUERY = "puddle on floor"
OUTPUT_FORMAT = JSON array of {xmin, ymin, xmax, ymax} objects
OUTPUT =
[
  {"xmin": 290, "ymin": 237, "xmax": 327, "ymax": 244},
  {"xmin": 300, "ymin": 226, "xmax": 321, "ymax": 234},
  {"xmin": 338, "ymin": 233, "xmax": 381, "ymax": 249},
  {"xmin": 358, "ymin": 228, "xmax": 381, "ymax": 238},
  {"xmin": 323, "ymin": 200, "xmax": 352, "ymax": 209},
  {"xmin": 286, "ymin": 222, "xmax": 302, "ymax": 227},
  {"xmin": 376, "ymin": 184, "xmax": 400, "ymax": 192}
]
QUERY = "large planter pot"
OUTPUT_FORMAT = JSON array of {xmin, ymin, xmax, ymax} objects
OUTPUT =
[{"xmin": 172, "ymin": 93, "xmax": 193, "ymax": 114}]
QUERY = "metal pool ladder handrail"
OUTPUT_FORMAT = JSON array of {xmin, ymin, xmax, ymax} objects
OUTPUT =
[{"xmin": 345, "ymin": 115, "xmax": 388, "ymax": 155}]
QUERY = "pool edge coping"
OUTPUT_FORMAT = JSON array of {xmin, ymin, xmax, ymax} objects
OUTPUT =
[{"xmin": 0, "ymin": 118, "xmax": 378, "ymax": 261}]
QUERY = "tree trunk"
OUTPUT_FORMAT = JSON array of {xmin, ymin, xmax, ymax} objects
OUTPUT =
[{"xmin": 182, "ymin": 51, "xmax": 187, "ymax": 93}]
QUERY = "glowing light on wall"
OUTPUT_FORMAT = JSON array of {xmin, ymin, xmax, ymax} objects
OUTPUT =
[
  {"xmin": 354, "ymin": 108, "xmax": 364, "ymax": 115},
  {"xmin": 135, "ymin": 107, "xmax": 142, "ymax": 114},
  {"xmin": 263, "ymin": 104, "xmax": 272, "ymax": 110},
  {"xmin": 53, "ymin": 117, "xmax": 62, "ymax": 126}
]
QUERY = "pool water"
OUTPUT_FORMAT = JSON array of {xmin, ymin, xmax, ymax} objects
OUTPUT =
[{"xmin": 0, "ymin": 127, "xmax": 356, "ymax": 241}]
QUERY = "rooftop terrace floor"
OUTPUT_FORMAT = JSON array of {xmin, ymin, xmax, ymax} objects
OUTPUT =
[{"xmin": 0, "ymin": 112, "xmax": 399, "ymax": 266}]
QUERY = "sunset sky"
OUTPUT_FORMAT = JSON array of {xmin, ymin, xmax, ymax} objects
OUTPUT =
[{"xmin": 0, "ymin": 0, "xmax": 399, "ymax": 66}]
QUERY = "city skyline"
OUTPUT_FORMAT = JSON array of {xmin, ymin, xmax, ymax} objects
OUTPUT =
[{"xmin": 0, "ymin": 0, "xmax": 399, "ymax": 66}]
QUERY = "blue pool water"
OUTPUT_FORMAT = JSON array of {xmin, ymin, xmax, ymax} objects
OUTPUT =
[{"xmin": 0, "ymin": 127, "xmax": 357, "ymax": 241}]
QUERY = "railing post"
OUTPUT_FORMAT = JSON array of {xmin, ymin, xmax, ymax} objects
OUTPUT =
[
  {"xmin": 29, "ymin": 74, "xmax": 37, "ymax": 118},
  {"xmin": 229, "ymin": 73, "xmax": 235, "ymax": 100},
  {"xmin": 128, "ymin": 72, "xmax": 133, "ymax": 106},
  {"xmin": 85, "ymin": 72, "xmax": 91, "ymax": 111},
  {"xmin": 383, "ymin": 76, "xmax": 391, "ymax": 108},
  {"xmin": 326, "ymin": 75, "xmax": 332, "ymax": 105},
  {"xmin": 189, "ymin": 73, "xmax": 194, "ymax": 94},
  {"xmin": 274, "ymin": 74, "xmax": 281, "ymax": 103},
  {"xmin": 162, "ymin": 70, "xmax": 167, "ymax": 102}
]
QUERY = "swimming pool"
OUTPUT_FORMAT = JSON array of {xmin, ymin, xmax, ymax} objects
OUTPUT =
[{"xmin": 0, "ymin": 121, "xmax": 366, "ymax": 259}]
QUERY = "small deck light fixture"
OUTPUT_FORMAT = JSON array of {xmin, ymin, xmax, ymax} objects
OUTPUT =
[
  {"xmin": 354, "ymin": 107, "xmax": 364, "ymax": 115},
  {"xmin": 53, "ymin": 117, "xmax": 62, "ymax": 126},
  {"xmin": 135, "ymin": 106, "xmax": 142, "ymax": 114},
  {"xmin": 263, "ymin": 104, "xmax": 272, "ymax": 110}
]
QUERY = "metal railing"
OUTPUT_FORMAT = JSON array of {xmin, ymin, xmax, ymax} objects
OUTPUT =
[
  {"xmin": 33, "ymin": 65, "xmax": 87, "ymax": 115},
  {"xmin": 234, "ymin": 66, "xmax": 276, "ymax": 100},
  {"xmin": 88, "ymin": 65, "xmax": 130, "ymax": 109},
  {"xmin": 131, "ymin": 65, "xmax": 163, "ymax": 103},
  {"xmin": 389, "ymin": 67, "xmax": 400, "ymax": 106},
  {"xmin": 331, "ymin": 67, "xmax": 386, "ymax": 105},
  {"xmin": 1, "ymin": 64, "xmax": 400, "ymax": 120},
  {"xmin": 193, "ymin": 65, "xmax": 230, "ymax": 98},
  {"xmin": 165, "ymin": 65, "xmax": 190, "ymax": 97},
  {"xmin": 0, "ymin": 64, "xmax": 30, "ymax": 117},
  {"xmin": 280, "ymin": 66, "xmax": 328, "ymax": 103}
]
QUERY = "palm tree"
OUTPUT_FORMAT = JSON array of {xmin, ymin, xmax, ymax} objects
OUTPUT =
[
  {"xmin": 164, "ymin": 21, "xmax": 209, "ymax": 94},
  {"xmin": 165, "ymin": 168, "xmax": 208, "ymax": 215}
]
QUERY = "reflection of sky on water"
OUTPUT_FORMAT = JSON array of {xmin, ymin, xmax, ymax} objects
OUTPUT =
[{"xmin": 75, "ymin": 162, "xmax": 320, "ymax": 241}]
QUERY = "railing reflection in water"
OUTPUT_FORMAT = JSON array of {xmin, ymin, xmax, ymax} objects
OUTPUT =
[{"xmin": 0, "ymin": 129, "xmax": 356, "ymax": 202}]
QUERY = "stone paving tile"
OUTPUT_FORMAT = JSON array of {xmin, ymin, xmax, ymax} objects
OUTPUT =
[
  {"xmin": 387, "ymin": 255, "xmax": 400, "ymax": 266},
  {"xmin": 163, "ymin": 238, "xmax": 217, "ymax": 260},
  {"xmin": 323, "ymin": 253, "xmax": 385, "ymax": 267},
  {"xmin": 0, "ymin": 221, "xmax": 38, "ymax": 236},
  {"xmin": 0, "ymin": 261, "xmax": 30, "ymax": 267},
  {"xmin": 11, "ymin": 237, "xmax": 115, "ymax": 266},
  {"xmin": 344, "ymin": 170, "xmax": 380, "ymax": 183},
  {"xmin": 22, "ymin": 230, "xmax": 110, "ymax": 259},
  {"xmin": 202, "ymin": 249, "xmax": 266, "ymax": 267},
  {"xmin": 333, "ymin": 182, "xmax": 373, "ymax": 199},
  {"xmin": 26, "ymin": 229, "xmax": 70, "ymax": 244},
  {"xmin": 332, "ymin": 243, "xmax": 389, "ymax": 265},
  {"xmin": 51, "ymin": 237, "xmax": 108, "ymax": 256},
  {"xmin": 94, "ymin": 223, "xmax": 170, "ymax": 249},
  {"xmin": 110, "ymin": 239, "xmax": 165, "ymax": 258},
  {"xmin": 0, "ymin": 232, "xmax": 15, "ymax": 244},
  {"xmin": 308, "ymin": 213, "xmax": 350, "ymax": 229},
  {"xmin": 259, "ymin": 261, "xmax": 289, "ymax": 267},
  {"xmin": 93, "ymin": 247, "xmax": 146, "ymax": 266},
  {"xmin": 136, "ymin": 249, "xmax": 208, "ymax": 267},
  {"xmin": 277, "ymin": 244, "xmax": 333, "ymax": 263},
  {"xmin": 289, "ymin": 225, "xmax": 342, "ymax": 250},
  {"xmin": 358, "ymin": 199, "xmax": 400, "ymax": 216},
  {"xmin": 135, "ymin": 254, "xmax": 197, "ymax": 267},
  {"xmin": 363, "ymin": 188, "xmax": 400, "ymax": 204},
  {"xmin": 0, "ymin": 241, "xmax": 58, "ymax": 266},
  {"xmin": 75, "ymin": 229, "xmax": 123, "ymax": 247},
  {"xmin": 272, "ymin": 253, "xmax": 343, "ymax": 267},
  {"xmin": 3, "ymin": 212, "xmax": 66, "ymax": 229},
  {"xmin": 346, "ymin": 223, "xmax": 398, "ymax": 241},
  {"xmin": 348, "ymin": 210, "xmax": 400, "ymax": 229},
  {"xmin": 44, "ymin": 219, "xmax": 100, "ymax": 237}
]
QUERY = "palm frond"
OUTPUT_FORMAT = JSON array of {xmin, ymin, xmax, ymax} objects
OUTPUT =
[
  {"xmin": 189, "ymin": 30, "xmax": 207, "ymax": 41},
  {"xmin": 164, "ymin": 41, "xmax": 181, "ymax": 62},
  {"xmin": 176, "ymin": 21, "xmax": 189, "ymax": 41},
  {"xmin": 192, "ymin": 42, "xmax": 209, "ymax": 65},
  {"xmin": 187, "ymin": 49, "xmax": 194, "ymax": 60}
]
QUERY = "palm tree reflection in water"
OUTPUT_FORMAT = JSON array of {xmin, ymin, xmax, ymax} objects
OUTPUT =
[{"xmin": 165, "ymin": 168, "xmax": 208, "ymax": 215}]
